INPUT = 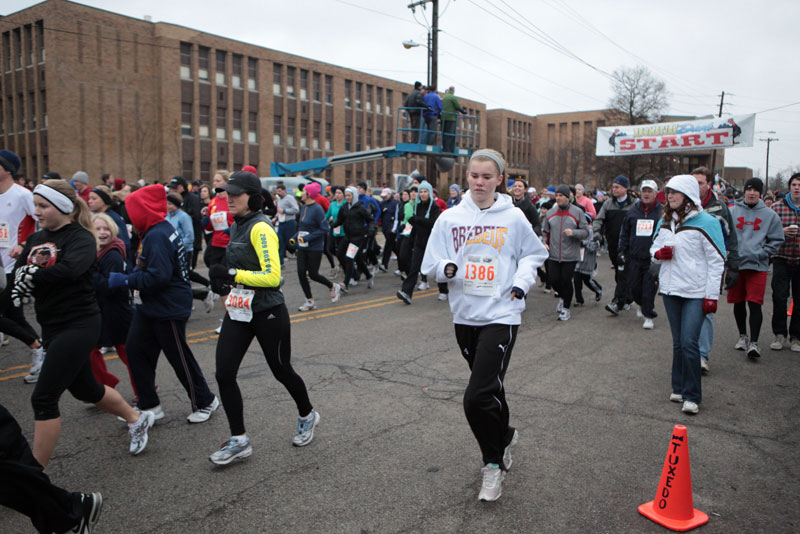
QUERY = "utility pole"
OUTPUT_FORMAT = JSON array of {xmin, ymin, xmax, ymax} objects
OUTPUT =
[
  {"xmin": 408, "ymin": 0, "xmax": 439, "ymax": 186},
  {"xmin": 759, "ymin": 134, "xmax": 779, "ymax": 193},
  {"xmin": 710, "ymin": 91, "xmax": 725, "ymax": 175}
]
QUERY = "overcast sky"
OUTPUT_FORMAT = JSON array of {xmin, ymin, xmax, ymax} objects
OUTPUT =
[{"xmin": 6, "ymin": 0, "xmax": 800, "ymax": 182}]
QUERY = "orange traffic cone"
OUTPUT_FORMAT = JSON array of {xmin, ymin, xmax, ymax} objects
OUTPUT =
[{"xmin": 638, "ymin": 425, "xmax": 708, "ymax": 532}]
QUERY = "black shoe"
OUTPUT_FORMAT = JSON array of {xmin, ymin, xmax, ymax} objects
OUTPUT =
[
  {"xmin": 72, "ymin": 492, "xmax": 103, "ymax": 533},
  {"xmin": 396, "ymin": 290, "xmax": 412, "ymax": 305},
  {"xmin": 605, "ymin": 302, "xmax": 619, "ymax": 315},
  {"xmin": 595, "ymin": 290, "xmax": 602, "ymax": 302}
]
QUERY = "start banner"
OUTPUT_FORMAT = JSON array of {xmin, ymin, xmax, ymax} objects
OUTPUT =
[{"xmin": 596, "ymin": 113, "xmax": 755, "ymax": 157}]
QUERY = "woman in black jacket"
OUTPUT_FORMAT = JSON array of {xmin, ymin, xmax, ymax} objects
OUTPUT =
[
  {"xmin": 335, "ymin": 186, "xmax": 376, "ymax": 290},
  {"xmin": 397, "ymin": 180, "xmax": 440, "ymax": 303}
]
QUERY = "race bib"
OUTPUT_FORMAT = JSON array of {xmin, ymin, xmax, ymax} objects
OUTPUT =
[
  {"xmin": 345, "ymin": 243, "xmax": 359, "ymax": 259},
  {"xmin": 0, "ymin": 222, "xmax": 10, "ymax": 247},
  {"xmin": 462, "ymin": 255, "xmax": 498, "ymax": 297},
  {"xmin": 211, "ymin": 211, "xmax": 229, "ymax": 231},
  {"xmin": 636, "ymin": 219, "xmax": 654, "ymax": 237},
  {"xmin": 401, "ymin": 223, "xmax": 412, "ymax": 236},
  {"xmin": 297, "ymin": 231, "xmax": 309, "ymax": 248},
  {"xmin": 225, "ymin": 288, "xmax": 254, "ymax": 322}
]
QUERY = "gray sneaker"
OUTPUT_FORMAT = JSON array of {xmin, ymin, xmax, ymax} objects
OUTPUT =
[
  {"xmin": 209, "ymin": 436, "xmax": 252, "ymax": 466},
  {"xmin": 23, "ymin": 346, "xmax": 45, "ymax": 384},
  {"xmin": 747, "ymin": 341, "xmax": 761, "ymax": 360},
  {"xmin": 298, "ymin": 300, "xmax": 317, "ymax": 312},
  {"xmin": 503, "ymin": 430, "xmax": 519, "ymax": 471},
  {"xmin": 478, "ymin": 463, "xmax": 505, "ymax": 501},
  {"xmin": 129, "ymin": 410, "xmax": 155, "ymax": 455},
  {"xmin": 605, "ymin": 302, "xmax": 619, "ymax": 316},
  {"xmin": 292, "ymin": 410, "xmax": 320, "ymax": 447}
]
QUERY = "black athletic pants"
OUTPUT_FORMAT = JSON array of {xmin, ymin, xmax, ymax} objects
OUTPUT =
[
  {"xmin": 0, "ymin": 403, "xmax": 83, "ymax": 533},
  {"xmin": 0, "ymin": 273, "xmax": 39, "ymax": 346},
  {"xmin": 400, "ymin": 244, "xmax": 427, "ymax": 297},
  {"xmin": 215, "ymin": 304, "xmax": 313, "ymax": 435},
  {"xmin": 32, "ymin": 315, "xmax": 105, "ymax": 421},
  {"xmin": 381, "ymin": 231, "xmax": 397, "ymax": 269},
  {"xmin": 547, "ymin": 260, "xmax": 577, "ymax": 309},
  {"xmin": 454, "ymin": 323, "xmax": 518, "ymax": 469},
  {"xmin": 611, "ymin": 252, "xmax": 631, "ymax": 305},
  {"xmin": 627, "ymin": 257, "xmax": 657, "ymax": 318},
  {"xmin": 338, "ymin": 238, "xmax": 372, "ymax": 287},
  {"xmin": 573, "ymin": 272, "xmax": 602, "ymax": 304},
  {"xmin": 323, "ymin": 232, "xmax": 336, "ymax": 269},
  {"xmin": 297, "ymin": 249, "xmax": 333, "ymax": 300},
  {"xmin": 126, "ymin": 311, "xmax": 215, "ymax": 412}
]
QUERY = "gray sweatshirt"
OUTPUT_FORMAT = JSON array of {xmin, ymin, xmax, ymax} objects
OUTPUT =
[
  {"xmin": 729, "ymin": 199, "xmax": 784, "ymax": 271},
  {"xmin": 543, "ymin": 204, "xmax": 589, "ymax": 262},
  {"xmin": 277, "ymin": 193, "xmax": 299, "ymax": 218}
]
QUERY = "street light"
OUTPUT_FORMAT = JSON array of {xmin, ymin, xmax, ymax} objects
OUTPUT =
[{"xmin": 402, "ymin": 33, "xmax": 431, "ymax": 86}]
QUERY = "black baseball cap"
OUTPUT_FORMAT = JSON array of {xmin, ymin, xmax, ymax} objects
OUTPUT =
[
  {"xmin": 215, "ymin": 171, "xmax": 261, "ymax": 195},
  {"xmin": 169, "ymin": 176, "xmax": 188, "ymax": 189}
]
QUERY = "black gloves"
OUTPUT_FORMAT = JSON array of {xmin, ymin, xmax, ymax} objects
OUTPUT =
[
  {"xmin": 209, "ymin": 264, "xmax": 235, "ymax": 295},
  {"xmin": 724, "ymin": 269, "xmax": 739, "ymax": 290}
]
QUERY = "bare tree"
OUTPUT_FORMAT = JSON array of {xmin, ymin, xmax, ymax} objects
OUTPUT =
[
  {"xmin": 126, "ymin": 112, "xmax": 158, "ymax": 182},
  {"xmin": 607, "ymin": 65, "xmax": 669, "ymax": 125}
]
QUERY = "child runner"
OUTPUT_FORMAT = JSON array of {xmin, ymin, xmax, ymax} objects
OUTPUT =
[
  {"xmin": 12, "ymin": 179, "xmax": 154, "ymax": 467},
  {"xmin": 421, "ymin": 149, "xmax": 548, "ymax": 501},
  {"xmin": 207, "ymin": 171, "xmax": 319, "ymax": 466}
]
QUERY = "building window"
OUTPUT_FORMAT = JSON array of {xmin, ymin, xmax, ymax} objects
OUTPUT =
[
  {"xmin": 273, "ymin": 63, "xmax": 282, "ymax": 96},
  {"xmin": 376, "ymin": 87, "xmax": 382, "ymax": 115},
  {"xmin": 300, "ymin": 69, "xmax": 308, "ymax": 101},
  {"xmin": 215, "ymin": 50, "xmax": 226, "ymax": 85},
  {"xmin": 248, "ymin": 112, "xmax": 257, "ymax": 143},
  {"xmin": 287, "ymin": 117, "xmax": 295, "ymax": 146},
  {"xmin": 300, "ymin": 119, "xmax": 308, "ymax": 148},
  {"xmin": 312, "ymin": 72, "xmax": 320, "ymax": 102},
  {"xmin": 366, "ymin": 85, "xmax": 373, "ymax": 112},
  {"xmin": 325, "ymin": 75, "xmax": 333, "ymax": 104},
  {"xmin": 386, "ymin": 89, "xmax": 393, "ymax": 115},
  {"xmin": 345, "ymin": 125, "xmax": 351, "ymax": 151},
  {"xmin": 273, "ymin": 114, "xmax": 281, "ymax": 146},
  {"xmin": 181, "ymin": 103, "xmax": 192, "ymax": 136},
  {"xmin": 216, "ymin": 127, "xmax": 226, "ymax": 140},
  {"xmin": 3, "ymin": 33, "xmax": 11, "ymax": 72},
  {"xmin": 345, "ymin": 80, "xmax": 352, "ymax": 107},
  {"xmin": 325, "ymin": 122, "xmax": 332, "ymax": 150},
  {"xmin": 247, "ymin": 57, "xmax": 257, "ymax": 91},
  {"xmin": 355, "ymin": 82, "xmax": 362, "ymax": 110},
  {"xmin": 180, "ymin": 42, "xmax": 192, "ymax": 79},
  {"xmin": 198, "ymin": 46, "xmax": 210, "ymax": 81},
  {"xmin": 233, "ymin": 109, "xmax": 242, "ymax": 142},
  {"xmin": 356, "ymin": 126, "xmax": 362, "ymax": 151},
  {"xmin": 232, "ymin": 54, "xmax": 242, "ymax": 88},
  {"xmin": 36, "ymin": 20, "xmax": 44, "ymax": 63},
  {"xmin": 313, "ymin": 120, "xmax": 320, "ymax": 149},
  {"xmin": 286, "ymin": 66, "xmax": 295, "ymax": 98},
  {"xmin": 199, "ymin": 105, "xmax": 210, "ymax": 137}
]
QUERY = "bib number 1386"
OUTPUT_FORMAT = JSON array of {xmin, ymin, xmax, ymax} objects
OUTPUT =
[{"xmin": 462, "ymin": 255, "xmax": 498, "ymax": 297}]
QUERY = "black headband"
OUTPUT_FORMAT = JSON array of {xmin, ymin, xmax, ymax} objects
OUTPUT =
[{"xmin": 91, "ymin": 187, "xmax": 112, "ymax": 206}]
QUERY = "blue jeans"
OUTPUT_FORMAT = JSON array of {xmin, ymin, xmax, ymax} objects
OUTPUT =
[
  {"xmin": 662, "ymin": 295, "xmax": 704, "ymax": 404},
  {"xmin": 421, "ymin": 116, "xmax": 439, "ymax": 145},
  {"xmin": 277, "ymin": 219, "xmax": 297, "ymax": 267},
  {"xmin": 699, "ymin": 313, "xmax": 714, "ymax": 361}
]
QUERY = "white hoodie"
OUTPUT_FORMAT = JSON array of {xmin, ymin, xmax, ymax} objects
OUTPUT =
[{"xmin": 421, "ymin": 191, "xmax": 548, "ymax": 326}]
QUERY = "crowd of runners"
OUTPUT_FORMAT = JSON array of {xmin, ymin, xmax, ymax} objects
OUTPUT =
[{"xmin": 1, "ymin": 144, "xmax": 797, "ymax": 530}]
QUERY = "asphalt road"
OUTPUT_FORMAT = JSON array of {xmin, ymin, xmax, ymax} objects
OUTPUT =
[{"xmin": 1, "ymin": 255, "xmax": 798, "ymax": 533}]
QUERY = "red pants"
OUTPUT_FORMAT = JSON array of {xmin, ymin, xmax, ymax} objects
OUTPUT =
[{"xmin": 89, "ymin": 345, "xmax": 137, "ymax": 395}]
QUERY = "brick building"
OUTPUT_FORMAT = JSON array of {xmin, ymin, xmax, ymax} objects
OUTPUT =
[{"xmin": 0, "ymin": 0, "xmax": 485, "ymax": 187}]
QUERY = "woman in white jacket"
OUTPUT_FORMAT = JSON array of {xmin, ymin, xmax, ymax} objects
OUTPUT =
[
  {"xmin": 650, "ymin": 175, "xmax": 725, "ymax": 415},
  {"xmin": 421, "ymin": 149, "xmax": 548, "ymax": 502}
]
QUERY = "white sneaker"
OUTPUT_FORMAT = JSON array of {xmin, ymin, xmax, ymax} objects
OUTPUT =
[
  {"xmin": 23, "ymin": 347, "xmax": 44, "ymax": 384},
  {"xmin": 643, "ymin": 318, "xmax": 654, "ymax": 330},
  {"xmin": 298, "ymin": 300, "xmax": 317, "ymax": 312},
  {"xmin": 209, "ymin": 436, "xmax": 252, "ymax": 466},
  {"xmin": 478, "ymin": 463, "xmax": 505, "ymax": 501},
  {"xmin": 119, "ymin": 404, "xmax": 165, "ymax": 423},
  {"xmin": 503, "ymin": 430, "xmax": 518, "ymax": 471},
  {"xmin": 350, "ymin": 279, "xmax": 358, "ymax": 287},
  {"xmin": 557, "ymin": 309, "xmax": 570, "ymax": 321},
  {"xmin": 770, "ymin": 335, "xmax": 785, "ymax": 350},
  {"xmin": 215, "ymin": 319, "xmax": 222, "ymax": 335},
  {"xmin": 622, "ymin": 303, "xmax": 632, "ymax": 311},
  {"xmin": 437, "ymin": 293, "xmax": 448, "ymax": 301},
  {"xmin": 331, "ymin": 283, "xmax": 342, "ymax": 303},
  {"xmin": 734, "ymin": 335, "xmax": 749, "ymax": 350},
  {"xmin": 129, "ymin": 410, "xmax": 155, "ymax": 455},
  {"xmin": 367, "ymin": 276, "xmax": 374, "ymax": 289},
  {"xmin": 791, "ymin": 338, "xmax": 800, "ymax": 352},
  {"xmin": 393, "ymin": 269, "xmax": 402, "ymax": 276},
  {"xmin": 187, "ymin": 396, "xmax": 220, "ymax": 423},
  {"xmin": 669, "ymin": 393, "xmax": 683, "ymax": 403},
  {"xmin": 746, "ymin": 341, "xmax": 761, "ymax": 360},
  {"xmin": 0, "ymin": 332, "xmax": 8, "ymax": 346},
  {"xmin": 700, "ymin": 358, "xmax": 710, "ymax": 374},
  {"xmin": 636, "ymin": 306, "xmax": 644, "ymax": 318},
  {"xmin": 556, "ymin": 299, "xmax": 564, "ymax": 313},
  {"xmin": 292, "ymin": 409, "xmax": 320, "ymax": 447},
  {"xmin": 418, "ymin": 281, "xmax": 429, "ymax": 291},
  {"xmin": 681, "ymin": 400, "xmax": 699, "ymax": 414},
  {"xmin": 203, "ymin": 291, "xmax": 215, "ymax": 313}
]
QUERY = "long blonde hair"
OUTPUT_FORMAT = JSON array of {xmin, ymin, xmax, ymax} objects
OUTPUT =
[{"xmin": 42, "ymin": 179, "xmax": 96, "ymax": 240}]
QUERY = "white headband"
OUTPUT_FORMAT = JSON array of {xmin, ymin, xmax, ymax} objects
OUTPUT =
[
  {"xmin": 470, "ymin": 150, "xmax": 505, "ymax": 175},
  {"xmin": 34, "ymin": 184, "xmax": 74, "ymax": 214}
]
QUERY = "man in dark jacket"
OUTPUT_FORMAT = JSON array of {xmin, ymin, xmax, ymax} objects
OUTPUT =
[
  {"xmin": 335, "ymin": 186, "xmax": 376, "ymax": 289},
  {"xmin": 511, "ymin": 178, "xmax": 541, "ymax": 236},
  {"xmin": 692, "ymin": 166, "xmax": 741, "ymax": 372},
  {"xmin": 594, "ymin": 175, "xmax": 635, "ymax": 314},
  {"xmin": 618, "ymin": 179, "xmax": 662, "ymax": 329},
  {"xmin": 378, "ymin": 188, "xmax": 399, "ymax": 272},
  {"xmin": 169, "ymin": 176, "xmax": 203, "ymax": 269},
  {"xmin": 403, "ymin": 81, "xmax": 426, "ymax": 142},
  {"xmin": 110, "ymin": 184, "xmax": 218, "ymax": 424}
]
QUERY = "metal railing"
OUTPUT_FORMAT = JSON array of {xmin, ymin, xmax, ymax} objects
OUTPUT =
[{"xmin": 396, "ymin": 106, "xmax": 477, "ymax": 154}]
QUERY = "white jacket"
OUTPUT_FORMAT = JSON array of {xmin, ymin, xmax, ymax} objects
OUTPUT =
[
  {"xmin": 650, "ymin": 211, "xmax": 725, "ymax": 300},
  {"xmin": 421, "ymin": 191, "xmax": 548, "ymax": 325}
]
